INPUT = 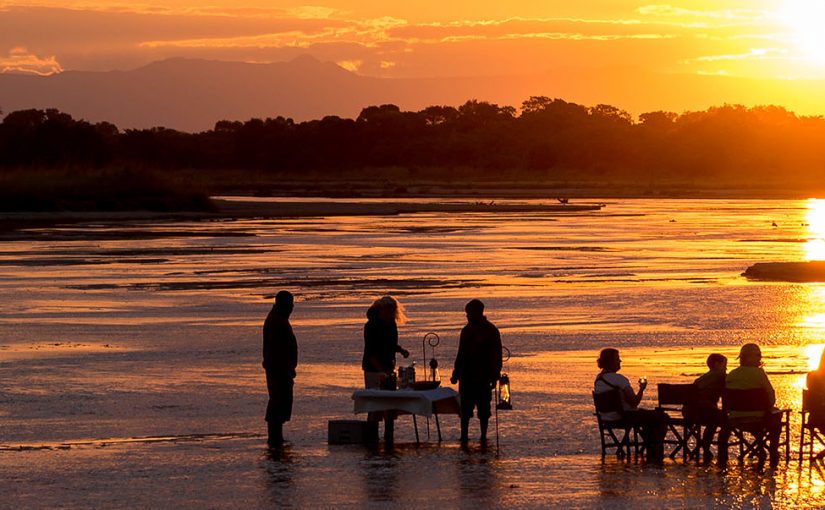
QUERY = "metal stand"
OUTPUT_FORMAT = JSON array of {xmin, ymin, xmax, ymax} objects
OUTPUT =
[
  {"xmin": 422, "ymin": 332, "xmax": 440, "ymax": 383},
  {"xmin": 494, "ymin": 384, "xmax": 500, "ymax": 450}
]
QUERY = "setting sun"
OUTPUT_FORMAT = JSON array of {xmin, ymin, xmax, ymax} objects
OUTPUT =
[{"xmin": 780, "ymin": 0, "xmax": 825, "ymax": 63}]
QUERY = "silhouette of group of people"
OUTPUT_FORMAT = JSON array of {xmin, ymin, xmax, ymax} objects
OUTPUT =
[
  {"xmin": 263, "ymin": 291, "xmax": 822, "ymax": 465},
  {"xmin": 594, "ymin": 342, "xmax": 786, "ymax": 466},
  {"xmin": 262, "ymin": 292, "xmax": 502, "ymax": 447}
]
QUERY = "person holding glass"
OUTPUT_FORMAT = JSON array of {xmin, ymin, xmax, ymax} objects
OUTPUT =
[{"xmin": 594, "ymin": 347, "xmax": 665, "ymax": 462}]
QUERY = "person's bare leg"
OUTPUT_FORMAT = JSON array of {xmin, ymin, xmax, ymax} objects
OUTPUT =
[{"xmin": 268, "ymin": 422, "xmax": 284, "ymax": 447}]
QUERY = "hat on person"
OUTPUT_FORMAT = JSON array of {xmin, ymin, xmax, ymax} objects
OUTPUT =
[{"xmin": 737, "ymin": 343, "xmax": 761, "ymax": 359}]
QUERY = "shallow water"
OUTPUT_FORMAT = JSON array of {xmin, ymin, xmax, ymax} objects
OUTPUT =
[{"xmin": 3, "ymin": 198, "xmax": 825, "ymax": 508}]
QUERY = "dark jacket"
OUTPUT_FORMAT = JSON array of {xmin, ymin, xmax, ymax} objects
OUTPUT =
[
  {"xmin": 694, "ymin": 369, "xmax": 725, "ymax": 408},
  {"xmin": 683, "ymin": 368, "xmax": 725, "ymax": 420},
  {"xmin": 362, "ymin": 309, "xmax": 401, "ymax": 372},
  {"xmin": 263, "ymin": 307, "xmax": 297, "ymax": 379},
  {"xmin": 452, "ymin": 316, "xmax": 503, "ymax": 386}
]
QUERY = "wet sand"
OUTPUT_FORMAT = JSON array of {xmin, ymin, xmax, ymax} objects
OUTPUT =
[
  {"xmin": 1, "ymin": 344, "xmax": 822, "ymax": 509},
  {"xmin": 4, "ymin": 198, "xmax": 825, "ymax": 507},
  {"xmin": 0, "ymin": 198, "xmax": 603, "ymax": 239}
]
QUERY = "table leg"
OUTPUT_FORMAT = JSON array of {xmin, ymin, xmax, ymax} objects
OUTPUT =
[
  {"xmin": 413, "ymin": 415, "xmax": 419, "ymax": 444},
  {"xmin": 435, "ymin": 413, "xmax": 442, "ymax": 442},
  {"xmin": 385, "ymin": 412, "xmax": 394, "ymax": 444}
]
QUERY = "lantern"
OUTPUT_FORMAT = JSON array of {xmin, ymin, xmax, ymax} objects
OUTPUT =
[
  {"xmin": 496, "ymin": 346, "xmax": 512, "ymax": 410},
  {"xmin": 497, "ymin": 373, "xmax": 512, "ymax": 410}
]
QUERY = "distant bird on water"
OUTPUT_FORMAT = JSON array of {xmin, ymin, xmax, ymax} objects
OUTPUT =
[
  {"xmin": 771, "ymin": 221, "xmax": 778, "ymax": 227},
  {"xmin": 557, "ymin": 198, "xmax": 569, "ymax": 204}
]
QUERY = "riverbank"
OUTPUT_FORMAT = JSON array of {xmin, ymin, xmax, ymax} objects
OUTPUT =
[
  {"xmin": 222, "ymin": 178, "xmax": 825, "ymax": 201},
  {"xmin": 0, "ymin": 197, "xmax": 605, "ymax": 238}
]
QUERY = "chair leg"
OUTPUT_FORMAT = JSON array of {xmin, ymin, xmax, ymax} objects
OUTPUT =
[
  {"xmin": 598, "ymin": 425, "xmax": 607, "ymax": 459},
  {"xmin": 667, "ymin": 424, "xmax": 684, "ymax": 460},
  {"xmin": 785, "ymin": 415, "xmax": 790, "ymax": 463}
]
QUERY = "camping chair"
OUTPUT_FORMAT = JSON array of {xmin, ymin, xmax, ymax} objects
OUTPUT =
[
  {"xmin": 592, "ymin": 389, "xmax": 641, "ymax": 459},
  {"xmin": 721, "ymin": 388, "xmax": 791, "ymax": 464},
  {"xmin": 799, "ymin": 389, "xmax": 825, "ymax": 465},
  {"xmin": 656, "ymin": 383, "xmax": 702, "ymax": 461}
]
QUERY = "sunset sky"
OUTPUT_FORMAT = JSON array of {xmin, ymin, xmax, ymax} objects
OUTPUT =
[{"xmin": 3, "ymin": 1, "xmax": 825, "ymax": 114}]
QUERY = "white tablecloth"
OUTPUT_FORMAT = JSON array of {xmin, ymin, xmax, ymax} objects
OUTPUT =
[{"xmin": 352, "ymin": 387, "xmax": 461, "ymax": 418}]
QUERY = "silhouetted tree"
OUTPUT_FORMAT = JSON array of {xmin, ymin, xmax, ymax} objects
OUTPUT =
[{"xmin": 3, "ymin": 100, "xmax": 825, "ymax": 190}]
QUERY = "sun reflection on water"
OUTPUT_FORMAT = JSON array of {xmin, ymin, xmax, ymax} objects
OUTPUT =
[
  {"xmin": 805, "ymin": 199, "xmax": 825, "ymax": 260},
  {"xmin": 804, "ymin": 343, "xmax": 825, "ymax": 371},
  {"xmin": 796, "ymin": 287, "xmax": 825, "ymax": 354}
]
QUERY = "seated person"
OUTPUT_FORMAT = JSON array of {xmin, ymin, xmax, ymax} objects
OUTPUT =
[
  {"xmin": 806, "ymin": 348, "xmax": 825, "ymax": 431},
  {"xmin": 594, "ymin": 347, "xmax": 666, "ymax": 462},
  {"xmin": 718, "ymin": 343, "xmax": 781, "ymax": 467},
  {"xmin": 683, "ymin": 353, "xmax": 727, "ymax": 462}
]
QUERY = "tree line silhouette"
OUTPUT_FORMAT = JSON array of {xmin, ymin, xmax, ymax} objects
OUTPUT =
[{"xmin": 2, "ymin": 98, "xmax": 825, "ymax": 188}]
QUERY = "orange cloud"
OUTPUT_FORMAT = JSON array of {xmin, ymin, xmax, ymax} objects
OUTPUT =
[
  {"xmin": 0, "ymin": 2, "xmax": 819, "ymax": 82},
  {"xmin": 0, "ymin": 46, "xmax": 62, "ymax": 74},
  {"xmin": 636, "ymin": 4, "xmax": 770, "ymax": 23},
  {"xmin": 336, "ymin": 59, "xmax": 362, "ymax": 72}
]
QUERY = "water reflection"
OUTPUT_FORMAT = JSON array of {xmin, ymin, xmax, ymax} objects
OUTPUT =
[
  {"xmin": 359, "ymin": 449, "xmax": 401, "ymax": 504},
  {"xmin": 799, "ymin": 287, "xmax": 825, "ymax": 341},
  {"xmin": 805, "ymin": 344, "xmax": 825, "ymax": 371},
  {"xmin": 456, "ymin": 451, "xmax": 500, "ymax": 506},
  {"xmin": 596, "ymin": 462, "xmax": 639, "ymax": 502},
  {"xmin": 805, "ymin": 199, "xmax": 825, "ymax": 261},
  {"xmin": 718, "ymin": 464, "xmax": 778, "ymax": 507},
  {"xmin": 16, "ymin": 199, "xmax": 825, "ymax": 507},
  {"xmin": 262, "ymin": 446, "xmax": 296, "ymax": 508}
]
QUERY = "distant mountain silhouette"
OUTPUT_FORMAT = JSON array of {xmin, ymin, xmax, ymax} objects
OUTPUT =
[
  {"xmin": 0, "ymin": 55, "xmax": 390, "ymax": 131},
  {"xmin": 2, "ymin": 55, "xmax": 823, "ymax": 132}
]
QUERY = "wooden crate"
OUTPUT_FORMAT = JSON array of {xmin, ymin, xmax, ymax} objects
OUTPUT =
[{"xmin": 328, "ymin": 420, "xmax": 379, "ymax": 444}]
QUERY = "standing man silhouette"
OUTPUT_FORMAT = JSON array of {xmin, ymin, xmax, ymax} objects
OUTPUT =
[
  {"xmin": 263, "ymin": 290, "xmax": 297, "ymax": 447},
  {"xmin": 451, "ymin": 299, "xmax": 502, "ymax": 445}
]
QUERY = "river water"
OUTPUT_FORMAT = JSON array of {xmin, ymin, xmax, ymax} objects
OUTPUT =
[{"xmin": 3, "ymin": 198, "xmax": 825, "ymax": 508}]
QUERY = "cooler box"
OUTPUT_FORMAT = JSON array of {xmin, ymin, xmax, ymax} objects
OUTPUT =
[{"xmin": 328, "ymin": 420, "xmax": 379, "ymax": 444}]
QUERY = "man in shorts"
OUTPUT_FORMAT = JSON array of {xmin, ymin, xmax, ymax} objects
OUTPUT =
[{"xmin": 451, "ymin": 299, "xmax": 503, "ymax": 445}]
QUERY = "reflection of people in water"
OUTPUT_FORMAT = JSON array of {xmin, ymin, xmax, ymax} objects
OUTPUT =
[
  {"xmin": 451, "ymin": 299, "xmax": 502, "ymax": 445},
  {"xmin": 262, "ymin": 290, "xmax": 298, "ymax": 447},
  {"xmin": 362, "ymin": 296, "xmax": 410, "ymax": 390},
  {"xmin": 457, "ymin": 456, "xmax": 497, "ymax": 502},
  {"xmin": 264, "ymin": 447, "xmax": 295, "ymax": 505},
  {"xmin": 593, "ymin": 348, "xmax": 665, "ymax": 462}
]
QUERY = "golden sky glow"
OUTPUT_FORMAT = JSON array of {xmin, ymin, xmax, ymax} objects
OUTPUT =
[{"xmin": 2, "ymin": 1, "xmax": 825, "ymax": 112}]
